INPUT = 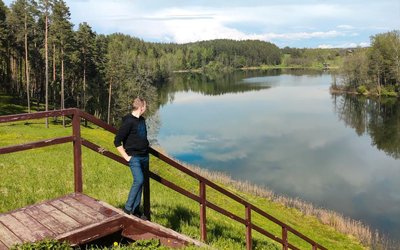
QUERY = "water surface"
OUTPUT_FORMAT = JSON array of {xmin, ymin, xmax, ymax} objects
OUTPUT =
[{"xmin": 150, "ymin": 70, "xmax": 400, "ymax": 239}]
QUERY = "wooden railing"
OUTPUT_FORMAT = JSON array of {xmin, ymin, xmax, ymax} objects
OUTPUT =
[{"xmin": 0, "ymin": 109, "xmax": 327, "ymax": 250}]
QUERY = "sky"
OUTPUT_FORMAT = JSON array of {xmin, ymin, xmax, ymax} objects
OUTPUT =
[{"xmin": 3, "ymin": 0, "xmax": 400, "ymax": 48}]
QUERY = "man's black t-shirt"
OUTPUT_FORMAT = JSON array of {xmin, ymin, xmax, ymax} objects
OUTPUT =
[{"xmin": 114, "ymin": 114, "xmax": 149, "ymax": 156}]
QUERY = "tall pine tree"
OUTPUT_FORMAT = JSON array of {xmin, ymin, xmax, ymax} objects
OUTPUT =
[
  {"xmin": 0, "ymin": 0, "xmax": 9, "ymax": 85},
  {"xmin": 8, "ymin": 0, "xmax": 37, "ymax": 112},
  {"xmin": 50, "ymin": 0, "xmax": 73, "ymax": 126},
  {"xmin": 75, "ymin": 22, "xmax": 96, "ymax": 111}
]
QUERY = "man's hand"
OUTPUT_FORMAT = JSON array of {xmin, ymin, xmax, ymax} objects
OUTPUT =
[{"xmin": 117, "ymin": 146, "xmax": 131, "ymax": 163}]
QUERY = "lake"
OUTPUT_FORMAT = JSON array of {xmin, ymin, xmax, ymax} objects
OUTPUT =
[{"xmin": 149, "ymin": 69, "xmax": 400, "ymax": 240}]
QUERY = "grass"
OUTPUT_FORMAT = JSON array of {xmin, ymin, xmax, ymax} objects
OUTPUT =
[
  {"xmin": 0, "ymin": 117, "xmax": 368, "ymax": 250},
  {"xmin": 0, "ymin": 92, "xmax": 47, "ymax": 115}
]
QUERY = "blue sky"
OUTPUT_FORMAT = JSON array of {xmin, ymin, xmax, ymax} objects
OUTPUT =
[{"xmin": 4, "ymin": 0, "xmax": 400, "ymax": 48}]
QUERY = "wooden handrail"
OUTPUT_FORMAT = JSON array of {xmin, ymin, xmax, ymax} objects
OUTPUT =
[
  {"xmin": 0, "ymin": 136, "xmax": 74, "ymax": 154},
  {"xmin": 0, "ymin": 109, "xmax": 327, "ymax": 250}
]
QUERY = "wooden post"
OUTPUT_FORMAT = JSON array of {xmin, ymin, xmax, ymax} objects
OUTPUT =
[
  {"xmin": 282, "ymin": 226, "xmax": 288, "ymax": 250},
  {"xmin": 200, "ymin": 180, "xmax": 207, "ymax": 242},
  {"xmin": 143, "ymin": 160, "xmax": 151, "ymax": 220},
  {"xmin": 245, "ymin": 205, "xmax": 252, "ymax": 250},
  {"xmin": 72, "ymin": 110, "xmax": 83, "ymax": 193}
]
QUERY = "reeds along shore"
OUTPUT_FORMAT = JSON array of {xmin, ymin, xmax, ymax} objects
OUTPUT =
[{"xmin": 157, "ymin": 150, "xmax": 396, "ymax": 249}]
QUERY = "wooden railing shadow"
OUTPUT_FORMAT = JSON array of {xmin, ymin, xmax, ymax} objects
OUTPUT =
[{"xmin": 0, "ymin": 108, "xmax": 327, "ymax": 250}]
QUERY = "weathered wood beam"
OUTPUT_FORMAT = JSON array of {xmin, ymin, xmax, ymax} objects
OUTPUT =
[{"xmin": 0, "ymin": 136, "xmax": 74, "ymax": 155}]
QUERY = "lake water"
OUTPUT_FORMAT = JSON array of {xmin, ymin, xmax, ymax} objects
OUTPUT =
[{"xmin": 149, "ymin": 69, "xmax": 400, "ymax": 240}]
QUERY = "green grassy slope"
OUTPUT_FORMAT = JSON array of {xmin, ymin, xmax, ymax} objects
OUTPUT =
[{"xmin": 0, "ymin": 117, "xmax": 366, "ymax": 250}]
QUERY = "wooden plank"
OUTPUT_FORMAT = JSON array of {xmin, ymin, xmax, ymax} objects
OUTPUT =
[
  {"xmin": 97, "ymin": 200, "xmax": 206, "ymax": 248},
  {"xmin": 59, "ymin": 196, "xmax": 107, "ymax": 221},
  {"xmin": 122, "ymin": 224, "xmax": 187, "ymax": 248},
  {"xmin": 120, "ymin": 214, "xmax": 200, "ymax": 247},
  {"xmin": 0, "ymin": 222, "xmax": 22, "ymax": 248},
  {"xmin": 24, "ymin": 206, "xmax": 68, "ymax": 235},
  {"xmin": 36, "ymin": 204, "xmax": 81, "ymax": 231},
  {"xmin": 0, "ymin": 109, "xmax": 76, "ymax": 124},
  {"xmin": 56, "ymin": 216, "xmax": 125, "ymax": 246},
  {"xmin": 49, "ymin": 200, "xmax": 95, "ymax": 225},
  {"xmin": 72, "ymin": 194, "xmax": 118, "ymax": 217},
  {"xmin": 12, "ymin": 211, "xmax": 54, "ymax": 239},
  {"xmin": 0, "ymin": 240, "xmax": 8, "ymax": 250},
  {"xmin": 79, "ymin": 110, "xmax": 117, "ymax": 134},
  {"xmin": 0, "ymin": 136, "xmax": 73, "ymax": 155},
  {"xmin": 0, "ymin": 214, "xmax": 36, "ymax": 242}
]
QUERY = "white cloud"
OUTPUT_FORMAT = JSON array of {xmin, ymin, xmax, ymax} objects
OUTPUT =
[
  {"xmin": 4, "ymin": 0, "xmax": 394, "ymax": 47},
  {"xmin": 318, "ymin": 41, "xmax": 370, "ymax": 48},
  {"xmin": 337, "ymin": 24, "xmax": 355, "ymax": 29},
  {"xmin": 261, "ymin": 30, "xmax": 346, "ymax": 41},
  {"xmin": 205, "ymin": 150, "xmax": 248, "ymax": 162}
]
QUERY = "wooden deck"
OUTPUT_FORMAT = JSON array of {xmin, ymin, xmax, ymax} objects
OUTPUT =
[{"xmin": 0, "ymin": 193, "xmax": 205, "ymax": 249}]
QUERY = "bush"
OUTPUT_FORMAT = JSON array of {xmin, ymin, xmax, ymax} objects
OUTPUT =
[
  {"xmin": 381, "ymin": 85, "xmax": 398, "ymax": 97},
  {"xmin": 11, "ymin": 239, "xmax": 72, "ymax": 250},
  {"xmin": 357, "ymin": 85, "xmax": 368, "ymax": 95}
]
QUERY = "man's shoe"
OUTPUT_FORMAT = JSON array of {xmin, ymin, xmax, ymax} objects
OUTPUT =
[
  {"xmin": 123, "ymin": 208, "xmax": 132, "ymax": 215},
  {"xmin": 133, "ymin": 212, "xmax": 148, "ymax": 220}
]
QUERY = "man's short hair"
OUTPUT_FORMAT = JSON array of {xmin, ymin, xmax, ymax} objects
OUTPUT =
[{"xmin": 132, "ymin": 97, "xmax": 145, "ymax": 111}]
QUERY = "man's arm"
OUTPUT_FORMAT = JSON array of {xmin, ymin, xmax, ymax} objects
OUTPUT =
[{"xmin": 117, "ymin": 145, "xmax": 132, "ymax": 162}]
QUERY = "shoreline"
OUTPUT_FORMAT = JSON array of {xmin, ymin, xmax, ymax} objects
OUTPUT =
[
  {"xmin": 172, "ymin": 65, "xmax": 339, "ymax": 73},
  {"xmin": 330, "ymin": 86, "xmax": 400, "ymax": 98}
]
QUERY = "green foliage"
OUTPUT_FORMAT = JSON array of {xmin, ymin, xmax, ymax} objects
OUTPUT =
[
  {"xmin": 129, "ymin": 239, "xmax": 162, "ymax": 249},
  {"xmin": 281, "ymin": 47, "xmax": 344, "ymax": 69},
  {"xmin": 203, "ymin": 60, "xmax": 231, "ymax": 73},
  {"xmin": 11, "ymin": 239, "xmax": 72, "ymax": 250},
  {"xmin": 0, "ymin": 0, "xmax": 9, "ymax": 85},
  {"xmin": 357, "ymin": 85, "xmax": 368, "ymax": 95},
  {"xmin": 381, "ymin": 85, "xmax": 398, "ymax": 97},
  {"xmin": 336, "ymin": 30, "xmax": 400, "ymax": 96}
]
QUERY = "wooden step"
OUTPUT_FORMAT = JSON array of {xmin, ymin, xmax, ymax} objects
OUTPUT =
[{"xmin": 0, "ymin": 193, "xmax": 206, "ymax": 249}]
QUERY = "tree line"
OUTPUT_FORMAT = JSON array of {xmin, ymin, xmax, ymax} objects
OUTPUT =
[
  {"xmin": 333, "ymin": 30, "xmax": 400, "ymax": 97},
  {"xmin": 281, "ymin": 47, "xmax": 345, "ymax": 68},
  {"xmin": 0, "ymin": 0, "xmax": 282, "ymax": 124}
]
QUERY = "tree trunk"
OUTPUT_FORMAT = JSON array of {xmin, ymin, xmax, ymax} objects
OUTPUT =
[
  {"xmin": 61, "ymin": 47, "xmax": 65, "ymax": 127},
  {"xmin": 45, "ymin": 12, "xmax": 49, "ymax": 127},
  {"xmin": 53, "ymin": 43, "xmax": 56, "ymax": 110},
  {"xmin": 83, "ymin": 62, "xmax": 86, "ymax": 110},
  {"xmin": 24, "ymin": 13, "xmax": 30, "ymax": 113},
  {"xmin": 107, "ymin": 78, "xmax": 112, "ymax": 124},
  {"xmin": 83, "ymin": 58, "xmax": 87, "ymax": 127}
]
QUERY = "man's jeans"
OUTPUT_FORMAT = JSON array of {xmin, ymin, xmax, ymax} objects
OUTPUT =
[{"xmin": 125, "ymin": 155, "xmax": 149, "ymax": 213}]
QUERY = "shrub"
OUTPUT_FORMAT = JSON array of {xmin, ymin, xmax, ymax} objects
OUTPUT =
[
  {"xmin": 357, "ymin": 85, "xmax": 368, "ymax": 95},
  {"xmin": 381, "ymin": 85, "xmax": 398, "ymax": 97},
  {"xmin": 11, "ymin": 239, "xmax": 72, "ymax": 250}
]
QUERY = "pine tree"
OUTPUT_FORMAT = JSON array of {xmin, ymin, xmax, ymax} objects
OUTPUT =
[
  {"xmin": 50, "ymin": 0, "xmax": 73, "ymax": 126},
  {"xmin": 8, "ymin": 0, "xmax": 37, "ymax": 112},
  {"xmin": 75, "ymin": 22, "xmax": 96, "ymax": 112},
  {"xmin": 0, "ymin": 0, "xmax": 10, "ymax": 85},
  {"xmin": 38, "ymin": 0, "xmax": 52, "ymax": 126}
]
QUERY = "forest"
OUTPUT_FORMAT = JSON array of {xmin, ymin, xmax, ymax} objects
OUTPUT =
[
  {"xmin": 0, "ymin": 0, "xmax": 283, "ymax": 124},
  {"xmin": 1, "ymin": 0, "xmax": 399, "ymax": 125}
]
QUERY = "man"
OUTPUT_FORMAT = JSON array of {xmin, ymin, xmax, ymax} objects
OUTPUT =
[{"xmin": 114, "ymin": 97, "xmax": 149, "ymax": 219}]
